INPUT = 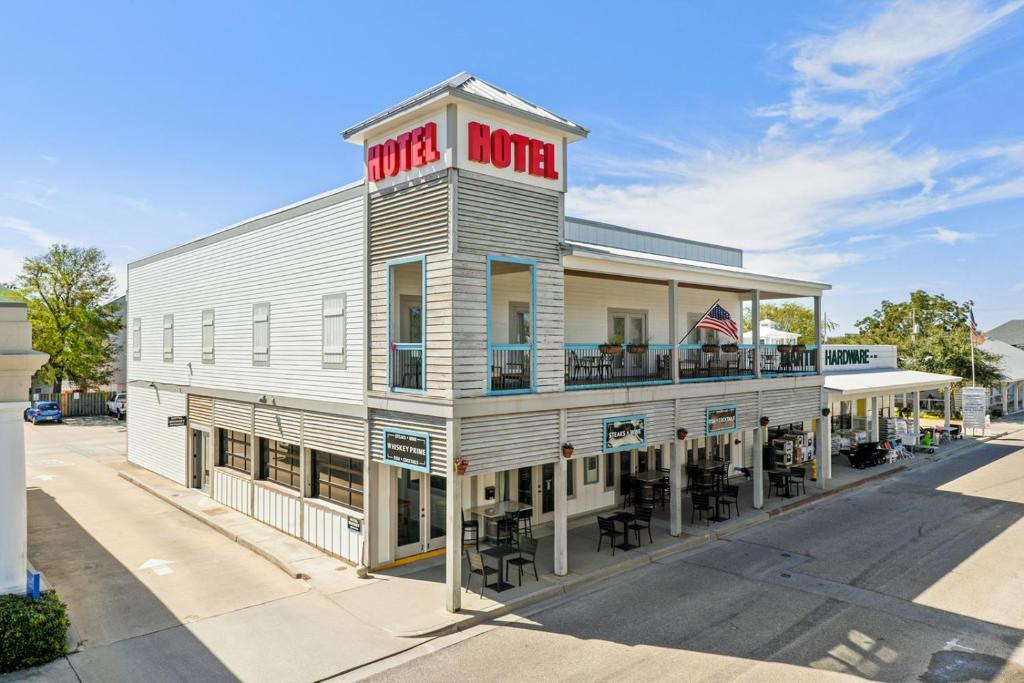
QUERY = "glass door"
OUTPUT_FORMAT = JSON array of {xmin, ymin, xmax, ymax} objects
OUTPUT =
[
  {"xmin": 427, "ymin": 475, "xmax": 446, "ymax": 551},
  {"xmin": 541, "ymin": 463, "xmax": 555, "ymax": 515},
  {"xmin": 618, "ymin": 451, "xmax": 633, "ymax": 496},
  {"xmin": 517, "ymin": 467, "xmax": 533, "ymax": 506},
  {"xmin": 396, "ymin": 468, "xmax": 422, "ymax": 558},
  {"xmin": 191, "ymin": 429, "xmax": 210, "ymax": 493}
]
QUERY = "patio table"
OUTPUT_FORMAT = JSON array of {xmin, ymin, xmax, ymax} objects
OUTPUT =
[
  {"xmin": 480, "ymin": 544, "xmax": 518, "ymax": 592},
  {"xmin": 768, "ymin": 469, "xmax": 794, "ymax": 498},
  {"xmin": 608, "ymin": 511, "xmax": 638, "ymax": 551},
  {"xmin": 467, "ymin": 501, "xmax": 533, "ymax": 542},
  {"xmin": 704, "ymin": 489, "xmax": 729, "ymax": 522}
]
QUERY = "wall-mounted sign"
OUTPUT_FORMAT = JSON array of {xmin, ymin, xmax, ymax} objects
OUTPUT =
[
  {"xmin": 366, "ymin": 123, "xmax": 441, "ymax": 182},
  {"xmin": 347, "ymin": 517, "xmax": 362, "ymax": 534},
  {"xmin": 706, "ymin": 405, "xmax": 738, "ymax": 436},
  {"xmin": 603, "ymin": 415, "xmax": 647, "ymax": 453},
  {"xmin": 167, "ymin": 416, "xmax": 188, "ymax": 427},
  {"xmin": 382, "ymin": 428, "xmax": 431, "ymax": 473},
  {"xmin": 822, "ymin": 345, "xmax": 895, "ymax": 371},
  {"xmin": 467, "ymin": 121, "xmax": 559, "ymax": 180}
]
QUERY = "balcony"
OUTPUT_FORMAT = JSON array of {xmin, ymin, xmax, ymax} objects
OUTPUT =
[
  {"xmin": 490, "ymin": 345, "xmax": 532, "ymax": 392},
  {"xmin": 390, "ymin": 343, "xmax": 424, "ymax": 391},
  {"xmin": 565, "ymin": 344, "xmax": 673, "ymax": 389}
]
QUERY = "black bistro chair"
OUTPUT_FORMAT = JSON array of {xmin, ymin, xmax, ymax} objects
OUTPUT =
[
  {"xmin": 496, "ymin": 512, "xmax": 519, "ymax": 547},
  {"xmin": 718, "ymin": 484, "xmax": 740, "ymax": 519},
  {"xmin": 788, "ymin": 466, "xmax": 807, "ymax": 496},
  {"xmin": 461, "ymin": 510, "xmax": 480, "ymax": 553},
  {"xmin": 505, "ymin": 536, "xmax": 539, "ymax": 586},
  {"xmin": 691, "ymin": 494, "xmax": 713, "ymax": 525},
  {"xmin": 628, "ymin": 506, "xmax": 654, "ymax": 546},
  {"xmin": 767, "ymin": 471, "xmax": 788, "ymax": 498},
  {"xmin": 515, "ymin": 509, "xmax": 533, "ymax": 538},
  {"xmin": 597, "ymin": 516, "xmax": 622, "ymax": 555},
  {"xmin": 685, "ymin": 464, "xmax": 703, "ymax": 493},
  {"xmin": 465, "ymin": 550, "xmax": 497, "ymax": 597},
  {"xmin": 621, "ymin": 473, "xmax": 635, "ymax": 508}
]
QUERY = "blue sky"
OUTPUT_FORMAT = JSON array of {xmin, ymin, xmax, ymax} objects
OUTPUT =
[{"xmin": 2, "ymin": 0, "xmax": 1023, "ymax": 333}]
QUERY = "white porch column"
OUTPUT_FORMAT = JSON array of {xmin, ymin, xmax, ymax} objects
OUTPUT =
[
  {"xmin": 752, "ymin": 427, "xmax": 764, "ymax": 509},
  {"xmin": 814, "ymin": 295, "xmax": 823, "ymax": 373},
  {"xmin": 554, "ymin": 410, "xmax": 568, "ymax": 576},
  {"xmin": 1002, "ymin": 382, "xmax": 1009, "ymax": 416},
  {"xmin": 944, "ymin": 385, "xmax": 952, "ymax": 431},
  {"xmin": 869, "ymin": 396, "xmax": 880, "ymax": 442},
  {"xmin": 752, "ymin": 290, "xmax": 761, "ymax": 378},
  {"xmin": 0, "ymin": 294, "xmax": 49, "ymax": 596},
  {"xmin": 817, "ymin": 400, "xmax": 831, "ymax": 489},
  {"xmin": 444, "ymin": 418, "xmax": 462, "ymax": 613},
  {"xmin": 913, "ymin": 391, "xmax": 921, "ymax": 436},
  {"xmin": 669, "ymin": 280, "xmax": 679, "ymax": 384},
  {"xmin": 669, "ymin": 440, "xmax": 682, "ymax": 536}
]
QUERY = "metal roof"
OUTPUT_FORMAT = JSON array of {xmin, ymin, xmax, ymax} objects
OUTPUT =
[
  {"xmin": 341, "ymin": 72, "xmax": 589, "ymax": 141},
  {"xmin": 980, "ymin": 338, "xmax": 1024, "ymax": 381},
  {"xmin": 824, "ymin": 369, "xmax": 961, "ymax": 397},
  {"xmin": 987, "ymin": 319, "xmax": 1024, "ymax": 347},
  {"xmin": 565, "ymin": 216, "xmax": 742, "ymax": 267}
]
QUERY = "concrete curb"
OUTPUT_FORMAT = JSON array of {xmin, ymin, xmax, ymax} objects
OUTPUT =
[{"xmin": 117, "ymin": 470, "xmax": 304, "ymax": 579}]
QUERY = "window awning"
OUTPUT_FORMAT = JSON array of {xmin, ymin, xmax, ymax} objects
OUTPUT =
[{"xmin": 824, "ymin": 369, "xmax": 962, "ymax": 400}]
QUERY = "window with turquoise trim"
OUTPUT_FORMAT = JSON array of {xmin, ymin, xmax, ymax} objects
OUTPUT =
[
  {"xmin": 388, "ymin": 257, "xmax": 425, "ymax": 392},
  {"xmin": 487, "ymin": 257, "xmax": 536, "ymax": 394}
]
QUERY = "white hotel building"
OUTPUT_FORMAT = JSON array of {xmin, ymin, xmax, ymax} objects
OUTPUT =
[{"xmin": 127, "ymin": 74, "xmax": 831, "ymax": 611}]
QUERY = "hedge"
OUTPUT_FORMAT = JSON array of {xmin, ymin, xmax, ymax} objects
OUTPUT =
[{"xmin": 0, "ymin": 591, "xmax": 69, "ymax": 673}]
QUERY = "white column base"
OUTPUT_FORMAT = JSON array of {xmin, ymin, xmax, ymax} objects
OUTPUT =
[{"xmin": 0, "ymin": 402, "xmax": 28, "ymax": 596}]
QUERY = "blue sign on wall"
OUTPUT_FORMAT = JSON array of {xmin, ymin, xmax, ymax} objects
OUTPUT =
[{"xmin": 382, "ymin": 428, "xmax": 431, "ymax": 473}]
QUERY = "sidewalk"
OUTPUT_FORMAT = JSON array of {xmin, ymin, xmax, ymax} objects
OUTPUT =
[{"xmin": 116, "ymin": 428, "xmax": 1008, "ymax": 639}]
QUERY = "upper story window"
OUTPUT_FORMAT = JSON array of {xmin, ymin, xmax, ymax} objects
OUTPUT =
[
  {"xmin": 253, "ymin": 303, "xmax": 270, "ymax": 366},
  {"xmin": 132, "ymin": 317, "xmax": 141, "ymax": 361},
  {"xmin": 388, "ymin": 257, "xmax": 425, "ymax": 392},
  {"xmin": 201, "ymin": 309, "xmax": 215, "ymax": 364},
  {"xmin": 487, "ymin": 256, "xmax": 536, "ymax": 395},
  {"xmin": 162, "ymin": 314, "xmax": 174, "ymax": 362},
  {"xmin": 323, "ymin": 294, "xmax": 346, "ymax": 368}
]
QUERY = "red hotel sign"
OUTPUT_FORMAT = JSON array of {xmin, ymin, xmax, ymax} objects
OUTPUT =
[
  {"xmin": 467, "ymin": 121, "xmax": 559, "ymax": 180},
  {"xmin": 367, "ymin": 122, "xmax": 441, "ymax": 182}
]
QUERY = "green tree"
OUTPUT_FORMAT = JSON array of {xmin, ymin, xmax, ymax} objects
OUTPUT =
[
  {"xmin": 16, "ymin": 245, "xmax": 122, "ymax": 393},
  {"xmin": 742, "ymin": 302, "xmax": 835, "ymax": 344},
  {"xmin": 840, "ymin": 290, "xmax": 1001, "ymax": 386}
]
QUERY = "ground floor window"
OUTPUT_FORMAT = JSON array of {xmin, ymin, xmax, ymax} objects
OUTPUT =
[
  {"xmin": 604, "ymin": 453, "xmax": 615, "ymax": 490},
  {"xmin": 219, "ymin": 428, "xmax": 251, "ymax": 474},
  {"xmin": 259, "ymin": 438, "xmax": 301, "ymax": 490},
  {"xmin": 584, "ymin": 456, "xmax": 599, "ymax": 485},
  {"xmin": 567, "ymin": 459, "xmax": 576, "ymax": 498},
  {"xmin": 312, "ymin": 449, "xmax": 363, "ymax": 512}
]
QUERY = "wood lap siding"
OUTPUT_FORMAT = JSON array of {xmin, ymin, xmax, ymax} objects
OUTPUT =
[
  {"xmin": 302, "ymin": 411, "xmax": 364, "ymax": 458},
  {"xmin": 459, "ymin": 411, "xmax": 560, "ymax": 473},
  {"xmin": 367, "ymin": 174, "xmax": 451, "ymax": 396},
  {"xmin": 213, "ymin": 399, "xmax": 253, "ymax": 432},
  {"xmin": 677, "ymin": 392, "xmax": 760, "ymax": 439},
  {"xmin": 369, "ymin": 411, "xmax": 447, "ymax": 477},
  {"xmin": 761, "ymin": 387, "xmax": 822, "ymax": 425},
  {"xmin": 254, "ymin": 405, "xmax": 301, "ymax": 443},
  {"xmin": 566, "ymin": 401, "xmax": 676, "ymax": 459},
  {"xmin": 187, "ymin": 395, "xmax": 213, "ymax": 426},
  {"xmin": 454, "ymin": 171, "xmax": 564, "ymax": 397}
]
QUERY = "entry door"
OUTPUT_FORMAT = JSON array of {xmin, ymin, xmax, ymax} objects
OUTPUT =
[
  {"xmin": 517, "ymin": 465, "xmax": 555, "ymax": 524},
  {"xmin": 618, "ymin": 451, "xmax": 634, "ymax": 497},
  {"xmin": 396, "ymin": 469, "xmax": 446, "ymax": 558},
  {"xmin": 190, "ymin": 429, "xmax": 210, "ymax": 493}
]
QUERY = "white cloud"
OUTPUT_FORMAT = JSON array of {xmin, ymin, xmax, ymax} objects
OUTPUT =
[
  {"xmin": 928, "ymin": 226, "xmax": 978, "ymax": 244},
  {"xmin": 0, "ymin": 216, "xmax": 57, "ymax": 248},
  {"xmin": 768, "ymin": 0, "xmax": 1024, "ymax": 129},
  {"xmin": 745, "ymin": 247, "xmax": 865, "ymax": 281},
  {"xmin": 0, "ymin": 248, "xmax": 25, "ymax": 284},
  {"xmin": 40, "ymin": 154, "xmax": 58, "ymax": 164}
]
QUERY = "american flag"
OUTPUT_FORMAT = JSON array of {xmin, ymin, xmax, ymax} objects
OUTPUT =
[
  {"xmin": 969, "ymin": 306, "xmax": 978, "ymax": 336},
  {"xmin": 696, "ymin": 303, "xmax": 739, "ymax": 340}
]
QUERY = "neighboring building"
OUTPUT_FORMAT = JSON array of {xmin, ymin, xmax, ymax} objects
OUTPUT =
[
  {"xmin": 987, "ymin": 319, "xmax": 1024, "ymax": 350},
  {"xmin": 101, "ymin": 294, "xmax": 127, "ymax": 393},
  {"xmin": 126, "ymin": 73, "xmax": 832, "ymax": 611},
  {"xmin": 979, "ymin": 338, "xmax": 1024, "ymax": 415},
  {"xmin": 742, "ymin": 319, "xmax": 799, "ymax": 345}
]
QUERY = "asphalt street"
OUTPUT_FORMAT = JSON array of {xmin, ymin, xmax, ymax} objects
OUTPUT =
[{"xmin": 361, "ymin": 428, "xmax": 1024, "ymax": 682}]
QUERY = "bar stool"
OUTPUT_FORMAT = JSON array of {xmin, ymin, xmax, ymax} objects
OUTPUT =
[
  {"xmin": 461, "ymin": 510, "xmax": 479, "ymax": 553},
  {"xmin": 496, "ymin": 511, "xmax": 518, "ymax": 547},
  {"xmin": 515, "ymin": 509, "xmax": 533, "ymax": 538}
]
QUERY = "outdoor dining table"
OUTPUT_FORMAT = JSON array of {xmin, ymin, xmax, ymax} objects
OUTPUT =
[
  {"xmin": 634, "ymin": 471, "xmax": 666, "ymax": 483},
  {"xmin": 768, "ymin": 469, "xmax": 794, "ymax": 498},
  {"xmin": 467, "ymin": 501, "xmax": 533, "ymax": 542},
  {"xmin": 608, "ymin": 511, "xmax": 638, "ymax": 551},
  {"xmin": 704, "ymin": 488, "xmax": 729, "ymax": 522},
  {"xmin": 480, "ymin": 543, "xmax": 518, "ymax": 592}
]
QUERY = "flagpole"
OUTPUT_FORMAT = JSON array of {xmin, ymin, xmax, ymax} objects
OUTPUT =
[
  {"xmin": 968, "ymin": 301, "xmax": 977, "ymax": 388},
  {"xmin": 679, "ymin": 299, "xmax": 721, "ymax": 345}
]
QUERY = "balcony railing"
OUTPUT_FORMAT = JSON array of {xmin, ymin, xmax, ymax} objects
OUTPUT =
[
  {"xmin": 390, "ymin": 343, "xmax": 424, "ymax": 391},
  {"xmin": 565, "ymin": 344, "xmax": 673, "ymax": 389},
  {"xmin": 490, "ymin": 344, "xmax": 532, "ymax": 393},
  {"xmin": 679, "ymin": 343, "xmax": 756, "ymax": 381},
  {"xmin": 760, "ymin": 343, "xmax": 818, "ymax": 376}
]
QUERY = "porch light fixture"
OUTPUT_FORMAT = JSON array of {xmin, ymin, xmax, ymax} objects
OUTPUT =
[
  {"xmin": 258, "ymin": 395, "xmax": 268, "ymax": 403},
  {"xmin": 759, "ymin": 416, "xmax": 770, "ymax": 427},
  {"xmin": 676, "ymin": 428, "xmax": 688, "ymax": 440}
]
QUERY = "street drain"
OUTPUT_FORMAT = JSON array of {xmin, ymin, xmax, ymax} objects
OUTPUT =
[
  {"xmin": 780, "ymin": 573, "xmax": 792, "ymax": 578},
  {"xmin": 781, "ymin": 553, "xmax": 791, "ymax": 557}
]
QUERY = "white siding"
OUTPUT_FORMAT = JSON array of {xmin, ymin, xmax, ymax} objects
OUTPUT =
[
  {"xmin": 459, "ymin": 411, "xmax": 560, "ymax": 473},
  {"xmin": 127, "ymin": 194, "xmax": 365, "ymax": 403},
  {"xmin": 126, "ymin": 385, "xmax": 187, "ymax": 484},
  {"xmin": 212, "ymin": 467, "xmax": 252, "ymax": 515},
  {"xmin": 302, "ymin": 502, "xmax": 362, "ymax": 563},
  {"xmin": 566, "ymin": 401, "xmax": 675, "ymax": 460},
  {"xmin": 567, "ymin": 455, "xmax": 617, "ymax": 516},
  {"xmin": 253, "ymin": 485, "xmax": 301, "ymax": 536}
]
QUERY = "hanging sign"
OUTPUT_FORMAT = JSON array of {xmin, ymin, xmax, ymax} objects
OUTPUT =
[
  {"xmin": 706, "ymin": 404, "xmax": 738, "ymax": 435},
  {"xmin": 961, "ymin": 387, "xmax": 987, "ymax": 431},
  {"xmin": 382, "ymin": 428, "xmax": 431, "ymax": 473},
  {"xmin": 603, "ymin": 415, "xmax": 647, "ymax": 453}
]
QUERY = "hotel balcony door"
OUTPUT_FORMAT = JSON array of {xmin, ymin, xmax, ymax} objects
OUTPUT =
[{"xmin": 395, "ymin": 468, "xmax": 446, "ymax": 559}]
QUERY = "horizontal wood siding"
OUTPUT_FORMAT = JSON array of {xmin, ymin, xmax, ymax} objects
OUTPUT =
[
  {"xmin": 253, "ymin": 485, "xmax": 301, "ymax": 535},
  {"xmin": 212, "ymin": 468, "xmax": 252, "ymax": 515},
  {"xmin": 677, "ymin": 392, "xmax": 760, "ymax": 439},
  {"xmin": 302, "ymin": 411, "xmax": 365, "ymax": 457},
  {"xmin": 187, "ymin": 395, "xmax": 213, "ymax": 426},
  {"xmin": 302, "ymin": 502, "xmax": 361, "ymax": 563},
  {"xmin": 566, "ymin": 401, "xmax": 676, "ymax": 459},
  {"xmin": 454, "ymin": 171, "xmax": 564, "ymax": 397},
  {"xmin": 459, "ymin": 411, "xmax": 560, "ymax": 473},
  {"xmin": 254, "ymin": 405, "xmax": 301, "ymax": 443},
  {"xmin": 369, "ymin": 410, "xmax": 447, "ymax": 477},
  {"xmin": 368, "ymin": 173, "xmax": 452, "ymax": 396},
  {"xmin": 213, "ymin": 399, "xmax": 253, "ymax": 432},
  {"xmin": 126, "ymin": 385, "xmax": 188, "ymax": 484},
  {"xmin": 762, "ymin": 387, "xmax": 822, "ymax": 425}
]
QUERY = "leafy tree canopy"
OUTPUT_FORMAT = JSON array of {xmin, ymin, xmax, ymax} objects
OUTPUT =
[
  {"xmin": 16, "ymin": 244, "xmax": 122, "ymax": 393},
  {"xmin": 834, "ymin": 290, "xmax": 1002, "ymax": 386},
  {"xmin": 742, "ymin": 302, "xmax": 836, "ymax": 345}
]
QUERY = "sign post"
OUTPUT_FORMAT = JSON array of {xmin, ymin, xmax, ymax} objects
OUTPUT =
[{"xmin": 961, "ymin": 387, "xmax": 987, "ymax": 436}]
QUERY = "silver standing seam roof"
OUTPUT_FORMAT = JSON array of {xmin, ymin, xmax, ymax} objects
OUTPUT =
[
  {"xmin": 564, "ymin": 217, "xmax": 743, "ymax": 268},
  {"xmin": 341, "ymin": 72, "xmax": 589, "ymax": 140}
]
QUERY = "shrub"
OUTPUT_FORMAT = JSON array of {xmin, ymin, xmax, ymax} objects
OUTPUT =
[{"xmin": 0, "ymin": 591, "xmax": 69, "ymax": 673}]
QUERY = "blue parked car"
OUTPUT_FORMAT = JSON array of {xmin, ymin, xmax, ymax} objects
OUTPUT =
[{"xmin": 24, "ymin": 400, "xmax": 64, "ymax": 425}]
